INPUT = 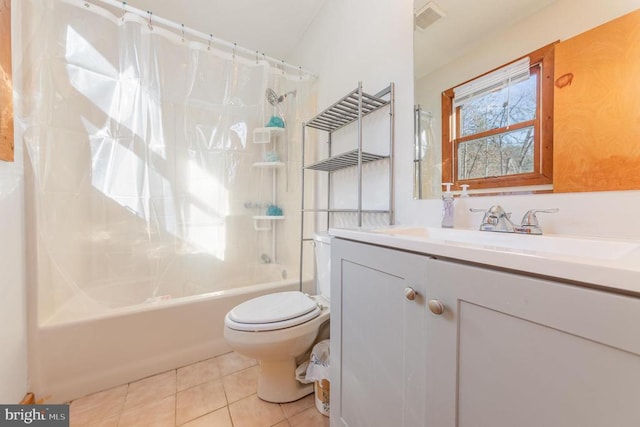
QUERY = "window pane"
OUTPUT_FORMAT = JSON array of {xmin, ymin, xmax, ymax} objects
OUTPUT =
[
  {"xmin": 460, "ymin": 74, "xmax": 537, "ymax": 137},
  {"xmin": 457, "ymin": 126, "xmax": 534, "ymax": 180}
]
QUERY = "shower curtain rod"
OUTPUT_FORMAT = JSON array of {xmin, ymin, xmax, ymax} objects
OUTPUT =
[{"xmin": 84, "ymin": 0, "xmax": 318, "ymax": 78}]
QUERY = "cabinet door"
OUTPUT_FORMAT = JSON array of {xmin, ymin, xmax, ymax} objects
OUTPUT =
[
  {"xmin": 426, "ymin": 259, "xmax": 640, "ymax": 427},
  {"xmin": 331, "ymin": 239, "xmax": 430, "ymax": 427}
]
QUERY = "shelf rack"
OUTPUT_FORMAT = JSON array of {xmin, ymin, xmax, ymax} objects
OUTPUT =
[
  {"xmin": 305, "ymin": 89, "xmax": 390, "ymax": 132},
  {"xmin": 299, "ymin": 82, "xmax": 395, "ymax": 288},
  {"xmin": 251, "ymin": 126, "xmax": 285, "ymax": 261},
  {"xmin": 304, "ymin": 149, "xmax": 387, "ymax": 172},
  {"xmin": 252, "ymin": 215, "xmax": 285, "ymax": 232},
  {"xmin": 253, "ymin": 127, "xmax": 285, "ymax": 144}
]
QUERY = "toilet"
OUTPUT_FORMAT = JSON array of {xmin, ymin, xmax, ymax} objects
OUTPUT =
[{"xmin": 223, "ymin": 232, "xmax": 331, "ymax": 403}]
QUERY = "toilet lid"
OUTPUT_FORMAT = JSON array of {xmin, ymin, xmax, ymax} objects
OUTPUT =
[
  {"xmin": 225, "ymin": 306, "xmax": 321, "ymax": 332},
  {"xmin": 227, "ymin": 291, "xmax": 319, "ymax": 325}
]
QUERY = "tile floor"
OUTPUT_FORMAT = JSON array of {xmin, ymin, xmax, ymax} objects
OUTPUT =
[{"xmin": 68, "ymin": 352, "xmax": 329, "ymax": 427}]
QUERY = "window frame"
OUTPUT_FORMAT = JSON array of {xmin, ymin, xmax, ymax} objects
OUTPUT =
[{"xmin": 441, "ymin": 43, "xmax": 556, "ymax": 191}]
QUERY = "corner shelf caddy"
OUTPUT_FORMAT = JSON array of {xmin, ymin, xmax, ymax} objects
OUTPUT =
[
  {"xmin": 299, "ymin": 82, "xmax": 395, "ymax": 285},
  {"xmin": 251, "ymin": 126, "xmax": 286, "ymax": 261}
]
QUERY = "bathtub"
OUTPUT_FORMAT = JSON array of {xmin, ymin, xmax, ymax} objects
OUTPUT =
[{"xmin": 29, "ymin": 267, "xmax": 312, "ymax": 403}]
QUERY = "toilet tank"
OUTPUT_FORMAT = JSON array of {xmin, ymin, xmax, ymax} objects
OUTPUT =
[{"xmin": 313, "ymin": 232, "xmax": 332, "ymax": 300}]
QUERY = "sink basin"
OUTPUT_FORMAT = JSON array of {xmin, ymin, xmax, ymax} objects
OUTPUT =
[{"xmin": 369, "ymin": 226, "xmax": 639, "ymax": 261}]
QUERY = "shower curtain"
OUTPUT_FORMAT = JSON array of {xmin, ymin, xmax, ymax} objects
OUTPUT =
[{"xmin": 15, "ymin": 0, "xmax": 316, "ymax": 322}]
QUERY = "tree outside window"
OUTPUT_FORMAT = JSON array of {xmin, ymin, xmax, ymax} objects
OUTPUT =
[{"xmin": 442, "ymin": 43, "xmax": 556, "ymax": 191}]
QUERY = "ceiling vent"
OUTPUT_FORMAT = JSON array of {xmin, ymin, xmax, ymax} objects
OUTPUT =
[{"xmin": 414, "ymin": 1, "xmax": 446, "ymax": 31}]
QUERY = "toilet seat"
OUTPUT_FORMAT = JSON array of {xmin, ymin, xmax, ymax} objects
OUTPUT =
[{"xmin": 225, "ymin": 291, "xmax": 321, "ymax": 332}]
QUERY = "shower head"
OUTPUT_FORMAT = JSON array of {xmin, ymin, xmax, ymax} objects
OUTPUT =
[
  {"xmin": 266, "ymin": 88, "xmax": 280, "ymax": 106},
  {"xmin": 265, "ymin": 88, "xmax": 297, "ymax": 105}
]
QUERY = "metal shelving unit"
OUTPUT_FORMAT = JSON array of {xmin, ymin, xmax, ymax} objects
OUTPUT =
[
  {"xmin": 299, "ymin": 82, "xmax": 395, "ymax": 287},
  {"xmin": 305, "ymin": 89, "xmax": 391, "ymax": 132},
  {"xmin": 304, "ymin": 149, "xmax": 388, "ymax": 172}
]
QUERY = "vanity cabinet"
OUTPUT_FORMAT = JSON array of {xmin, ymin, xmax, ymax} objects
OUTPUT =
[
  {"xmin": 426, "ymin": 259, "xmax": 640, "ymax": 427},
  {"xmin": 332, "ymin": 238, "xmax": 640, "ymax": 427},
  {"xmin": 331, "ymin": 238, "xmax": 430, "ymax": 427}
]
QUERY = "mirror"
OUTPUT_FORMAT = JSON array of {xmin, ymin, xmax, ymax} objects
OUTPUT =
[{"xmin": 413, "ymin": 0, "xmax": 640, "ymax": 198}]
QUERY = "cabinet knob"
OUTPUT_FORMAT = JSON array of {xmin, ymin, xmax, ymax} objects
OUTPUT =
[
  {"xmin": 428, "ymin": 299, "xmax": 445, "ymax": 315},
  {"xmin": 404, "ymin": 287, "xmax": 417, "ymax": 301}
]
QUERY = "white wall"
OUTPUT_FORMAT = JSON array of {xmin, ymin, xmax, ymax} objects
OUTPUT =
[
  {"xmin": 0, "ymin": 141, "xmax": 27, "ymax": 403},
  {"xmin": 0, "ymin": 2, "xmax": 28, "ymax": 404},
  {"xmin": 289, "ymin": 0, "xmax": 413, "ymax": 113},
  {"xmin": 294, "ymin": 0, "xmax": 640, "ymax": 240},
  {"xmin": 288, "ymin": 0, "xmax": 415, "ymax": 229}
]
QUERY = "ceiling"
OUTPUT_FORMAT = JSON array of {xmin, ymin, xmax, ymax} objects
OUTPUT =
[
  {"xmin": 122, "ymin": 0, "xmax": 557, "ymax": 79},
  {"xmin": 123, "ymin": 0, "xmax": 328, "ymax": 61}
]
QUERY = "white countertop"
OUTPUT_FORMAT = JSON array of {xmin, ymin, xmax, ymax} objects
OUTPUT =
[{"xmin": 329, "ymin": 226, "xmax": 640, "ymax": 294}]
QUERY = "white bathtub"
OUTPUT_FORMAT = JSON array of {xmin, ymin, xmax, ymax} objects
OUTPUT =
[{"xmin": 29, "ymin": 271, "xmax": 312, "ymax": 403}]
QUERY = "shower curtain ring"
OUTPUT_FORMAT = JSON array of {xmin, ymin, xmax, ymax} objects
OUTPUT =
[
  {"xmin": 208, "ymin": 34, "xmax": 213, "ymax": 51},
  {"xmin": 256, "ymin": 51, "xmax": 259, "ymax": 64},
  {"xmin": 232, "ymin": 43, "xmax": 237, "ymax": 59},
  {"xmin": 299, "ymin": 66, "xmax": 303, "ymax": 81},
  {"xmin": 147, "ymin": 11, "xmax": 153, "ymax": 30},
  {"xmin": 121, "ymin": 1, "xmax": 127, "ymax": 21},
  {"xmin": 181, "ymin": 24, "xmax": 185, "ymax": 42},
  {"xmin": 281, "ymin": 60, "xmax": 285, "ymax": 75}
]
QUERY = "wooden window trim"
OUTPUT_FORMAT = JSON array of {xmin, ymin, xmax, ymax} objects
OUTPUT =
[{"xmin": 442, "ymin": 42, "xmax": 557, "ymax": 191}]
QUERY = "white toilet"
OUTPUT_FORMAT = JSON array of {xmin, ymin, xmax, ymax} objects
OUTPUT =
[{"xmin": 223, "ymin": 232, "xmax": 331, "ymax": 403}]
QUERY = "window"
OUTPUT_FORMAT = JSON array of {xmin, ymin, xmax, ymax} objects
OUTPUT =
[{"xmin": 441, "ymin": 43, "xmax": 556, "ymax": 191}]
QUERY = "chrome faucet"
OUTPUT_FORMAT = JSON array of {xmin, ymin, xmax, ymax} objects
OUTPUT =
[
  {"xmin": 518, "ymin": 208, "xmax": 560, "ymax": 234},
  {"xmin": 471, "ymin": 206, "xmax": 558, "ymax": 235},
  {"xmin": 471, "ymin": 205, "xmax": 516, "ymax": 232}
]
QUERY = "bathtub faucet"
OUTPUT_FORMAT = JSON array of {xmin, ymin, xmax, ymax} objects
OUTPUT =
[{"xmin": 261, "ymin": 254, "xmax": 272, "ymax": 264}]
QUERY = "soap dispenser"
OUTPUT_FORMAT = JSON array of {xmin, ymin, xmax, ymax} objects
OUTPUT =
[
  {"xmin": 460, "ymin": 184, "xmax": 470, "ymax": 198},
  {"xmin": 441, "ymin": 183, "xmax": 454, "ymax": 228}
]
